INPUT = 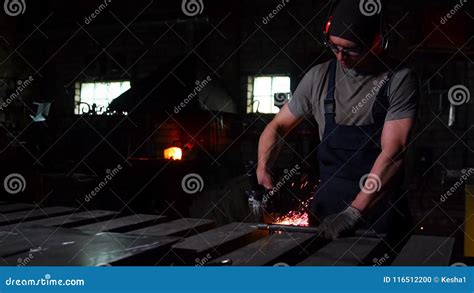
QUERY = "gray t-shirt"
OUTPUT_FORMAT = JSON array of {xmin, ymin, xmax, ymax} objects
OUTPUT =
[{"xmin": 288, "ymin": 60, "xmax": 419, "ymax": 138}]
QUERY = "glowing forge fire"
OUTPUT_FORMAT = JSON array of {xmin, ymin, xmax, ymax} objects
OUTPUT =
[
  {"xmin": 164, "ymin": 147, "xmax": 183, "ymax": 160},
  {"xmin": 272, "ymin": 197, "xmax": 313, "ymax": 227}
]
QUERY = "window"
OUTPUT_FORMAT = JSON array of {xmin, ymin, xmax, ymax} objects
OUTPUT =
[
  {"xmin": 247, "ymin": 75, "xmax": 291, "ymax": 114},
  {"xmin": 74, "ymin": 81, "xmax": 131, "ymax": 115}
]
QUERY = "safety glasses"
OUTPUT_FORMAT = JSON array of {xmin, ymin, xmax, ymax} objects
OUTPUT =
[{"xmin": 323, "ymin": 39, "xmax": 365, "ymax": 57}]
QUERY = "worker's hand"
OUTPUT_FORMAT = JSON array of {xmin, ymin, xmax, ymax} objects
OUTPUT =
[
  {"xmin": 317, "ymin": 206, "xmax": 362, "ymax": 240},
  {"xmin": 256, "ymin": 167, "xmax": 274, "ymax": 190}
]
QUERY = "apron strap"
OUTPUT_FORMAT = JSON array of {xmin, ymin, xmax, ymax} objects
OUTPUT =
[
  {"xmin": 324, "ymin": 59, "xmax": 337, "ymax": 124},
  {"xmin": 323, "ymin": 59, "xmax": 394, "ymax": 125}
]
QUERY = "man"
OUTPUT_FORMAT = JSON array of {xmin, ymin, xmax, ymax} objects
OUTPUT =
[{"xmin": 257, "ymin": 0, "xmax": 419, "ymax": 240}]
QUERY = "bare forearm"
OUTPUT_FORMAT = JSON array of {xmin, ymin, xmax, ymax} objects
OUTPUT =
[
  {"xmin": 257, "ymin": 123, "xmax": 284, "ymax": 172},
  {"xmin": 351, "ymin": 150, "xmax": 405, "ymax": 212},
  {"xmin": 256, "ymin": 104, "xmax": 303, "ymax": 188},
  {"xmin": 351, "ymin": 118, "xmax": 414, "ymax": 212}
]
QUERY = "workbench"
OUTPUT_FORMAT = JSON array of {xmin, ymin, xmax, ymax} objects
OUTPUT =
[{"xmin": 0, "ymin": 202, "xmax": 456, "ymax": 266}]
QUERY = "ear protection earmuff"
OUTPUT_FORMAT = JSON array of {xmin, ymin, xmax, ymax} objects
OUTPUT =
[{"xmin": 323, "ymin": 0, "xmax": 389, "ymax": 54}]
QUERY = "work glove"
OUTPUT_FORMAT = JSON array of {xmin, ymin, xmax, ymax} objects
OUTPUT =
[{"xmin": 317, "ymin": 206, "xmax": 362, "ymax": 240}]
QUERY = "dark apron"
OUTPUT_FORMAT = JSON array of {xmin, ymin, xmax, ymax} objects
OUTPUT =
[{"xmin": 309, "ymin": 59, "xmax": 412, "ymax": 236}]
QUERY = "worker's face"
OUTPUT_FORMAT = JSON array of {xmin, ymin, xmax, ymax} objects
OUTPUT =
[{"xmin": 328, "ymin": 36, "xmax": 369, "ymax": 69}]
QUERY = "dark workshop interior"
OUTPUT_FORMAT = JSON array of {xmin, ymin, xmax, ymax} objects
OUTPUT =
[{"xmin": 0, "ymin": 0, "xmax": 473, "ymax": 266}]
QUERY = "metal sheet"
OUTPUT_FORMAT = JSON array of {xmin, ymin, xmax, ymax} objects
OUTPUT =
[
  {"xmin": 171, "ymin": 222, "xmax": 266, "ymax": 264},
  {"xmin": 391, "ymin": 235, "xmax": 455, "ymax": 266},
  {"xmin": 297, "ymin": 237, "xmax": 382, "ymax": 266},
  {"xmin": 211, "ymin": 232, "xmax": 315, "ymax": 266},
  {"xmin": 0, "ymin": 207, "xmax": 75, "ymax": 226},
  {"xmin": 76, "ymin": 214, "xmax": 165, "ymax": 233},
  {"xmin": 465, "ymin": 185, "xmax": 474, "ymax": 257},
  {"xmin": 0, "ymin": 210, "xmax": 118, "ymax": 231},
  {"xmin": 0, "ymin": 203, "xmax": 35, "ymax": 214},
  {"xmin": 127, "ymin": 218, "xmax": 215, "ymax": 237},
  {"xmin": 0, "ymin": 226, "xmax": 179, "ymax": 266}
]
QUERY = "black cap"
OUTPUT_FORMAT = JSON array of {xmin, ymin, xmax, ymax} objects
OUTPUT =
[{"xmin": 328, "ymin": 0, "xmax": 382, "ymax": 46}]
